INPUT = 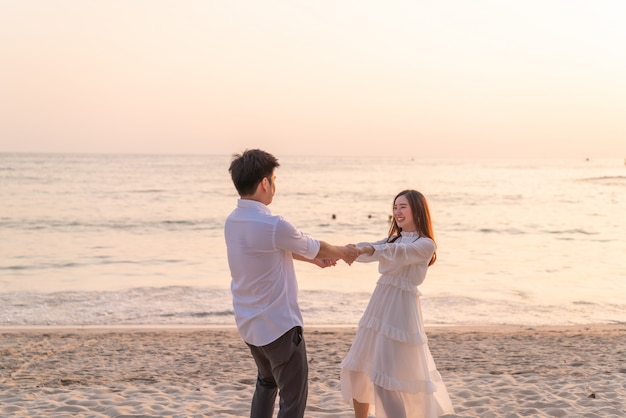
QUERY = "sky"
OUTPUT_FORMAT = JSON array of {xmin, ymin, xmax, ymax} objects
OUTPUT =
[{"xmin": 1, "ymin": 0, "xmax": 625, "ymax": 158}]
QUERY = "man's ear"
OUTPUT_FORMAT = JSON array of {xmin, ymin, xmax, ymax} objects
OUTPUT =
[{"xmin": 259, "ymin": 177, "xmax": 269, "ymax": 192}]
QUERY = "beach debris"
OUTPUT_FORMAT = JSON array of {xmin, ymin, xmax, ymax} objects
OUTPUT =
[{"xmin": 587, "ymin": 392, "xmax": 596, "ymax": 398}]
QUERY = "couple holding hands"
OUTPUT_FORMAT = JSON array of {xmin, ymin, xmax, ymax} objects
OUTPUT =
[{"xmin": 224, "ymin": 149, "xmax": 454, "ymax": 418}]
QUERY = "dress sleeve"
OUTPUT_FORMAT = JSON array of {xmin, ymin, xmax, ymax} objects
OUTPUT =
[
  {"xmin": 274, "ymin": 217, "xmax": 320, "ymax": 260},
  {"xmin": 364, "ymin": 237, "xmax": 435, "ymax": 265},
  {"xmin": 355, "ymin": 237, "xmax": 391, "ymax": 263}
]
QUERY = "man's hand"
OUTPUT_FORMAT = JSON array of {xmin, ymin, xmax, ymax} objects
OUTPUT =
[
  {"xmin": 315, "ymin": 241, "xmax": 359, "ymax": 266},
  {"xmin": 341, "ymin": 244, "xmax": 359, "ymax": 265},
  {"xmin": 311, "ymin": 258, "xmax": 338, "ymax": 268}
]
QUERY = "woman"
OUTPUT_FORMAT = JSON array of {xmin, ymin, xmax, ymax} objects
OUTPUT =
[{"xmin": 341, "ymin": 190, "xmax": 454, "ymax": 418}]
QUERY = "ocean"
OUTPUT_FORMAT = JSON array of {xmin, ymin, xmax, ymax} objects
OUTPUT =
[{"xmin": 1, "ymin": 153, "xmax": 625, "ymax": 327}]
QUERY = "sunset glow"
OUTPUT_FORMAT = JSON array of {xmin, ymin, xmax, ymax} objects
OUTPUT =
[{"xmin": 2, "ymin": 1, "xmax": 625, "ymax": 157}]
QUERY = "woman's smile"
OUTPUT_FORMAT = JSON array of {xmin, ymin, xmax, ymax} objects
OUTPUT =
[{"xmin": 393, "ymin": 195, "xmax": 416, "ymax": 231}]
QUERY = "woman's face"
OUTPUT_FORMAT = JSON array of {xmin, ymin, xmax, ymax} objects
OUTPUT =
[{"xmin": 393, "ymin": 194, "xmax": 416, "ymax": 232}]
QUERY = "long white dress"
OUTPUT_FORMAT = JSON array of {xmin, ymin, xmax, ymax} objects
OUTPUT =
[{"xmin": 340, "ymin": 232, "xmax": 454, "ymax": 418}]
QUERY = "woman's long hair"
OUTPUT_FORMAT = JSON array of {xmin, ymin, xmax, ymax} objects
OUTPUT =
[{"xmin": 387, "ymin": 189, "xmax": 437, "ymax": 266}]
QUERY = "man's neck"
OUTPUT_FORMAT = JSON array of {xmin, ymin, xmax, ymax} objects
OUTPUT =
[{"xmin": 241, "ymin": 196, "xmax": 269, "ymax": 205}]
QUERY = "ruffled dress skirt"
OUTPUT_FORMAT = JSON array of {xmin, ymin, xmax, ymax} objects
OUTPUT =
[{"xmin": 340, "ymin": 275, "xmax": 454, "ymax": 418}]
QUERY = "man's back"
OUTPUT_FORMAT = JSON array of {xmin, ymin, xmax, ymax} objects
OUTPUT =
[{"xmin": 225, "ymin": 198, "xmax": 319, "ymax": 346}]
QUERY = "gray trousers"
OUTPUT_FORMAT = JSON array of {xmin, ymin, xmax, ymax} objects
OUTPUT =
[{"xmin": 246, "ymin": 326, "xmax": 308, "ymax": 418}]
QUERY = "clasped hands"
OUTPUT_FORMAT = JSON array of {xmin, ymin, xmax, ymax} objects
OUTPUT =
[{"xmin": 314, "ymin": 244, "xmax": 374, "ymax": 268}]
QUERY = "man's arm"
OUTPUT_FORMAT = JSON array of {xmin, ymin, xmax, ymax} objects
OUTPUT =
[
  {"xmin": 315, "ymin": 241, "xmax": 359, "ymax": 265},
  {"xmin": 293, "ymin": 253, "xmax": 338, "ymax": 268}
]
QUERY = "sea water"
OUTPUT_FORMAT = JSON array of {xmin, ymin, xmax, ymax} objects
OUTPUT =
[{"xmin": 1, "ymin": 153, "xmax": 625, "ymax": 327}]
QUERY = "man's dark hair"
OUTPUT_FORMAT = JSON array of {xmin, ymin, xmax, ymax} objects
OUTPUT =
[{"xmin": 229, "ymin": 149, "xmax": 280, "ymax": 196}]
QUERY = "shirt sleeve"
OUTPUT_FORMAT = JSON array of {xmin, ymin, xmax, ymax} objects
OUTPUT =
[
  {"xmin": 358, "ymin": 237, "xmax": 435, "ymax": 266},
  {"xmin": 274, "ymin": 217, "xmax": 320, "ymax": 260}
]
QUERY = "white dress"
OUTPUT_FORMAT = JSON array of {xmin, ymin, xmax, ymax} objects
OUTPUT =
[{"xmin": 340, "ymin": 232, "xmax": 454, "ymax": 418}]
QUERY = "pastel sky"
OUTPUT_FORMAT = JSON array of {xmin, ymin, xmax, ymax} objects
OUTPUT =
[{"xmin": 1, "ymin": 1, "xmax": 625, "ymax": 158}]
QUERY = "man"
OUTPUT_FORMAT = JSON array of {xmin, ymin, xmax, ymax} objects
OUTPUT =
[{"xmin": 224, "ymin": 149, "xmax": 358, "ymax": 418}]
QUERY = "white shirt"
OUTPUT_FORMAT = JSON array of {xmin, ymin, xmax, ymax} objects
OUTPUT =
[{"xmin": 224, "ymin": 199, "xmax": 320, "ymax": 346}]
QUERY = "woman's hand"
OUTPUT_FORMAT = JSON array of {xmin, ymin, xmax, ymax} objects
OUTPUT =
[{"xmin": 358, "ymin": 245, "xmax": 375, "ymax": 256}]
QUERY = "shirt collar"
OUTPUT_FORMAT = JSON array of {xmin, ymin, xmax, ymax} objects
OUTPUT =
[{"xmin": 237, "ymin": 198, "xmax": 271, "ymax": 215}]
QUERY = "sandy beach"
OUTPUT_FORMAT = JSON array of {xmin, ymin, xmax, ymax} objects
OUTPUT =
[{"xmin": 1, "ymin": 324, "xmax": 625, "ymax": 417}]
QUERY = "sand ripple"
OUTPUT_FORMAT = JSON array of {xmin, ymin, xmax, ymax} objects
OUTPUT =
[{"xmin": 1, "ymin": 325, "xmax": 625, "ymax": 417}]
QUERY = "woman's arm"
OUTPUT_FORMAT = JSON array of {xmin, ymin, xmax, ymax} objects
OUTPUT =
[{"xmin": 363, "ymin": 238, "xmax": 435, "ymax": 265}]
